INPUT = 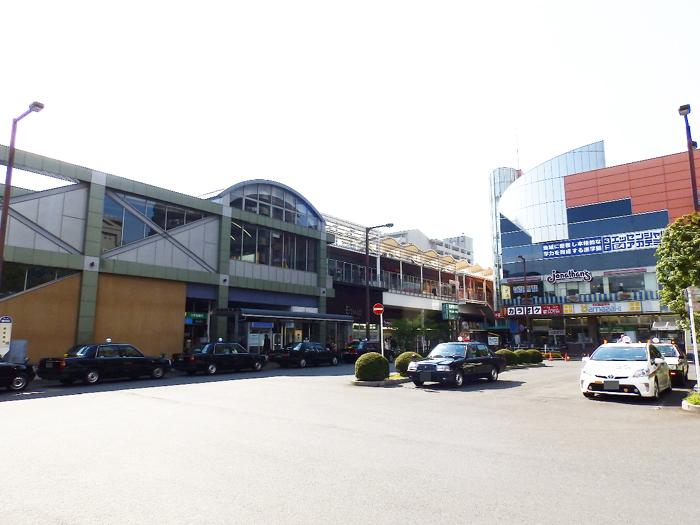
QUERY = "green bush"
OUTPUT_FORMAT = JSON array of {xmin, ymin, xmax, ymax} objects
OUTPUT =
[
  {"xmin": 513, "ymin": 349, "xmax": 530, "ymax": 364},
  {"xmin": 685, "ymin": 392, "xmax": 700, "ymax": 406},
  {"xmin": 395, "ymin": 351, "xmax": 422, "ymax": 377},
  {"xmin": 527, "ymin": 349, "xmax": 543, "ymax": 364},
  {"xmin": 355, "ymin": 352, "xmax": 390, "ymax": 381},
  {"xmin": 495, "ymin": 349, "xmax": 517, "ymax": 366}
]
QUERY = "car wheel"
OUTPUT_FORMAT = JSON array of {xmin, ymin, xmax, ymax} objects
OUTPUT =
[
  {"xmin": 8, "ymin": 375, "xmax": 27, "ymax": 392},
  {"xmin": 487, "ymin": 366, "xmax": 499, "ymax": 382},
  {"xmin": 84, "ymin": 370, "xmax": 100, "ymax": 385},
  {"xmin": 331, "ymin": 356, "xmax": 339, "ymax": 366},
  {"xmin": 299, "ymin": 359, "xmax": 307, "ymax": 369},
  {"xmin": 413, "ymin": 380, "xmax": 424, "ymax": 387},
  {"xmin": 59, "ymin": 378, "xmax": 75, "ymax": 386},
  {"xmin": 453, "ymin": 370, "xmax": 464, "ymax": 388},
  {"xmin": 253, "ymin": 361, "xmax": 263, "ymax": 372},
  {"xmin": 151, "ymin": 366, "xmax": 165, "ymax": 379},
  {"xmin": 206, "ymin": 363, "xmax": 217, "ymax": 375},
  {"xmin": 583, "ymin": 392, "xmax": 595, "ymax": 398}
]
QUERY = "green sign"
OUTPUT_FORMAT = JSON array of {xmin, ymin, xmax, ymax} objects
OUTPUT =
[
  {"xmin": 441, "ymin": 303, "xmax": 459, "ymax": 321},
  {"xmin": 186, "ymin": 312, "xmax": 208, "ymax": 321}
]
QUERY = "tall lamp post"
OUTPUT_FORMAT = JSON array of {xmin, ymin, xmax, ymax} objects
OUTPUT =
[
  {"xmin": 679, "ymin": 104, "xmax": 699, "ymax": 213},
  {"xmin": 0, "ymin": 101, "xmax": 44, "ymax": 288},
  {"xmin": 517, "ymin": 255, "xmax": 530, "ymax": 346},
  {"xmin": 365, "ymin": 222, "xmax": 393, "ymax": 341}
]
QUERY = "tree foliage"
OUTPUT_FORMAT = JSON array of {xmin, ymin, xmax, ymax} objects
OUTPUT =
[{"xmin": 656, "ymin": 213, "xmax": 700, "ymax": 330}]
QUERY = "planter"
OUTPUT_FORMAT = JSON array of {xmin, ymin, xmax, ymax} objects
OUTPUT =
[
  {"xmin": 351, "ymin": 377, "xmax": 411, "ymax": 387},
  {"xmin": 681, "ymin": 400, "xmax": 700, "ymax": 413}
]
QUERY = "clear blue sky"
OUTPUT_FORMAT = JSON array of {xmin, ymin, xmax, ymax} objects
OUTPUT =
[{"xmin": 2, "ymin": 0, "xmax": 698, "ymax": 267}]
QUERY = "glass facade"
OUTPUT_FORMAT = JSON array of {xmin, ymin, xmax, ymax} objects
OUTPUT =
[
  {"xmin": 230, "ymin": 220, "xmax": 318, "ymax": 272},
  {"xmin": 101, "ymin": 192, "xmax": 208, "ymax": 252},
  {"xmin": 0, "ymin": 263, "xmax": 77, "ymax": 298}
]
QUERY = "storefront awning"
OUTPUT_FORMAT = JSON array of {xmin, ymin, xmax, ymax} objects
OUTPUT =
[{"xmin": 216, "ymin": 308, "xmax": 354, "ymax": 323}]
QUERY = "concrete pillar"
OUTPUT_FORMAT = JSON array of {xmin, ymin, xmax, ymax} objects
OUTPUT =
[{"xmin": 215, "ymin": 204, "xmax": 232, "ymax": 341}]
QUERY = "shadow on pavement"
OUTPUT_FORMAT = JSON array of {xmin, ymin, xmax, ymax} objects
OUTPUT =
[
  {"xmin": 410, "ymin": 378, "xmax": 525, "ymax": 393},
  {"xmin": 0, "ymin": 362, "xmax": 358, "ymax": 404}
]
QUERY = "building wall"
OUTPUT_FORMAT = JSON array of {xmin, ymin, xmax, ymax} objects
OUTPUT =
[
  {"xmin": 565, "ymin": 149, "xmax": 700, "ymax": 220},
  {"xmin": 0, "ymin": 274, "xmax": 81, "ymax": 361},
  {"xmin": 93, "ymin": 274, "xmax": 186, "ymax": 356}
]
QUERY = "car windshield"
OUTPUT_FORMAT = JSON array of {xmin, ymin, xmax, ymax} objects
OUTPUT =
[
  {"xmin": 65, "ymin": 345, "xmax": 93, "ymax": 357},
  {"xmin": 591, "ymin": 345, "xmax": 648, "ymax": 361},
  {"xmin": 286, "ymin": 343, "xmax": 304, "ymax": 351},
  {"xmin": 656, "ymin": 345, "xmax": 678, "ymax": 357},
  {"xmin": 193, "ymin": 344, "xmax": 214, "ymax": 354},
  {"xmin": 428, "ymin": 343, "xmax": 466, "ymax": 359}
]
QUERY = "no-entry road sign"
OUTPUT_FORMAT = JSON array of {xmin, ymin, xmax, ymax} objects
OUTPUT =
[{"xmin": 372, "ymin": 303, "xmax": 384, "ymax": 315}]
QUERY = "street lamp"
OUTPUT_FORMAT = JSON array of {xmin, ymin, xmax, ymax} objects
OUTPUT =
[
  {"xmin": 365, "ymin": 222, "xmax": 393, "ymax": 341},
  {"xmin": 0, "ymin": 101, "xmax": 44, "ymax": 288},
  {"xmin": 517, "ymin": 255, "xmax": 530, "ymax": 346},
  {"xmin": 678, "ymin": 104, "xmax": 699, "ymax": 213}
]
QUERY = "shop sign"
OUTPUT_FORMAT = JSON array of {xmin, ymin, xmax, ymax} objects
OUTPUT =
[
  {"xmin": 442, "ymin": 303, "xmax": 459, "ymax": 320},
  {"xmin": 185, "ymin": 312, "xmax": 208, "ymax": 325},
  {"xmin": 542, "ymin": 229, "xmax": 663, "ymax": 259},
  {"xmin": 545, "ymin": 269, "xmax": 592, "ymax": 284},
  {"xmin": 500, "ymin": 285, "xmax": 511, "ymax": 300},
  {"xmin": 505, "ymin": 304, "xmax": 562, "ymax": 317},
  {"xmin": 563, "ymin": 301, "xmax": 642, "ymax": 315},
  {"xmin": 487, "ymin": 336, "xmax": 500, "ymax": 346},
  {"xmin": 511, "ymin": 284, "xmax": 539, "ymax": 294}
]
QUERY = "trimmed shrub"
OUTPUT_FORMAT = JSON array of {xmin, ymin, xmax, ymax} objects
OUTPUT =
[
  {"xmin": 395, "ymin": 351, "xmax": 423, "ymax": 377},
  {"xmin": 495, "ymin": 349, "xmax": 517, "ymax": 366},
  {"xmin": 513, "ymin": 349, "xmax": 530, "ymax": 364},
  {"xmin": 526, "ymin": 349, "xmax": 543, "ymax": 364},
  {"xmin": 355, "ymin": 352, "xmax": 390, "ymax": 381},
  {"xmin": 685, "ymin": 392, "xmax": 700, "ymax": 406}
]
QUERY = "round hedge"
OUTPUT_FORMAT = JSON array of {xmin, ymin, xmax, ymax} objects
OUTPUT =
[
  {"xmin": 495, "ymin": 349, "xmax": 517, "ymax": 366},
  {"xmin": 355, "ymin": 352, "xmax": 390, "ymax": 381},
  {"xmin": 513, "ymin": 349, "xmax": 530, "ymax": 364},
  {"xmin": 395, "ymin": 351, "xmax": 423, "ymax": 377},
  {"xmin": 526, "ymin": 349, "xmax": 543, "ymax": 363}
]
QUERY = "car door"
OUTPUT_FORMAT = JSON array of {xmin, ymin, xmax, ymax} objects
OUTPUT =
[
  {"xmin": 119, "ymin": 345, "xmax": 147, "ymax": 378},
  {"xmin": 213, "ymin": 344, "xmax": 233, "ymax": 370},
  {"xmin": 231, "ymin": 343, "xmax": 252, "ymax": 369},
  {"xmin": 302, "ymin": 343, "xmax": 316, "ymax": 365},
  {"xmin": 475, "ymin": 344, "xmax": 493, "ymax": 375},
  {"xmin": 462, "ymin": 344, "xmax": 480, "ymax": 377},
  {"xmin": 95, "ymin": 345, "xmax": 122, "ymax": 378},
  {"xmin": 315, "ymin": 343, "xmax": 329, "ymax": 364}
]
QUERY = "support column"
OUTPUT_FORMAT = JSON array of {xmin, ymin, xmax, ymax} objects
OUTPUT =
[
  {"xmin": 76, "ymin": 171, "xmax": 106, "ymax": 344},
  {"xmin": 215, "ymin": 203, "xmax": 232, "ymax": 341},
  {"xmin": 399, "ymin": 260, "xmax": 403, "ymax": 291},
  {"xmin": 318, "ymin": 231, "xmax": 328, "ymax": 344}
]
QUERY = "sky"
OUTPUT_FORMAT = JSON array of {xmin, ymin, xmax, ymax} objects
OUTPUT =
[{"xmin": 2, "ymin": 0, "xmax": 699, "ymax": 268}]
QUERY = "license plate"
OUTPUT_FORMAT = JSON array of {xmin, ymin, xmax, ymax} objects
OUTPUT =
[
  {"xmin": 603, "ymin": 380, "xmax": 619, "ymax": 391},
  {"xmin": 419, "ymin": 371, "xmax": 432, "ymax": 382},
  {"xmin": 45, "ymin": 361, "xmax": 53, "ymax": 368}
]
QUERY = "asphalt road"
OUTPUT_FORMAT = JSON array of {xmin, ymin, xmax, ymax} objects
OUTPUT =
[{"xmin": 2, "ymin": 361, "xmax": 699, "ymax": 525}]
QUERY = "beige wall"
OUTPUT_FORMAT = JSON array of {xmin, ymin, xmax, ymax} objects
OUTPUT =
[
  {"xmin": 0, "ymin": 274, "xmax": 80, "ymax": 361},
  {"xmin": 94, "ymin": 274, "xmax": 186, "ymax": 357}
]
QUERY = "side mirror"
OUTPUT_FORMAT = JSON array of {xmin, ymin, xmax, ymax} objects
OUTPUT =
[
  {"xmin": 654, "ymin": 357, "xmax": 664, "ymax": 365},
  {"xmin": 582, "ymin": 357, "xmax": 590, "ymax": 363}
]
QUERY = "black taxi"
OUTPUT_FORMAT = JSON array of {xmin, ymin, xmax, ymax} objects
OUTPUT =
[
  {"xmin": 406, "ymin": 341, "xmax": 506, "ymax": 387},
  {"xmin": 172, "ymin": 341, "xmax": 266, "ymax": 375}
]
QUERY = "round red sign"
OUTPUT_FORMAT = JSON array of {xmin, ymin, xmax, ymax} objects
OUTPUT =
[{"xmin": 372, "ymin": 303, "xmax": 384, "ymax": 315}]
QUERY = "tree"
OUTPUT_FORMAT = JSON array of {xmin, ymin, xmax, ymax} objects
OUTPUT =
[{"xmin": 656, "ymin": 212, "xmax": 700, "ymax": 330}]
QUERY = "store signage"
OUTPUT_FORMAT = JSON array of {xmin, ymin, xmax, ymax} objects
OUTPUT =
[
  {"xmin": 500, "ymin": 285, "xmax": 511, "ymax": 300},
  {"xmin": 186, "ymin": 312, "xmax": 207, "ymax": 320},
  {"xmin": 563, "ymin": 301, "xmax": 642, "ymax": 315},
  {"xmin": 487, "ymin": 336, "xmax": 500, "ymax": 346},
  {"xmin": 511, "ymin": 284, "xmax": 539, "ymax": 294},
  {"xmin": 442, "ymin": 303, "xmax": 459, "ymax": 320},
  {"xmin": 504, "ymin": 304, "xmax": 562, "ymax": 317},
  {"xmin": 545, "ymin": 269, "xmax": 592, "ymax": 284},
  {"xmin": 542, "ymin": 229, "xmax": 663, "ymax": 259}
]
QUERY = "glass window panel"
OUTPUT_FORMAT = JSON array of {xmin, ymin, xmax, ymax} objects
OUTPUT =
[
  {"xmin": 244, "ymin": 184, "xmax": 257, "ymax": 199},
  {"xmin": 307, "ymin": 213, "xmax": 318, "ymax": 230},
  {"xmin": 271, "ymin": 231, "xmax": 284, "ymax": 267},
  {"xmin": 27, "ymin": 266, "xmax": 56, "ymax": 289},
  {"xmin": 230, "ymin": 221, "xmax": 244, "ymax": 260},
  {"xmin": 271, "ymin": 187, "xmax": 285, "ymax": 207},
  {"xmin": 124, "ymin": 195, "xmax": 146, "ymax": 214},
  {"xmin": 283, "ymin": 233, "xmax": 294, "ymax": 269},
  {"xmin": 123, "ymin": 210, "xmax": 146, "ymax": 244},
  {"xmin": 166, "ymin": 207, "xmax": 186, "ymax": 230},
  {"xmin": 186, "ymin": 211, "xmax": 204, "ymax": 224},
  {"xmin": 258, "ymin": 184, "xmax": 271, "ymax": 203},
  {"xmin": 306, "ymin": 239, "xmax": 317, "ymax": 272},
  {"xmin": 285, "ymin": 210, "xmax": 297, "ymax": 224},
  {"xmin": 257, "ymin": 228, "xmax": 270, "ymax": 265},
  {"xmin": 258, "ymin": 203, "xmax": 270, "ymax": 217},
  {"xmin": 295, "ymin": 237, "xmax": 307, "ymax": 271},
  {"xmin": 244, "ymin": 198, "xmax": 258, "ymax": 214},
  {"xmin": 241, "ymin": 224, "xmax": 256, "ymax": 262},
  {"xmin": 102, "ymin": 195, "xmax": 124, "ymax": 251},
  {"xmin": 230, "ymin": 189, "xmax": 244, "ymax": 209},
  {"xmin": 272, "ymin": 206, "xmax": 284, "ymax": 221},
  {"xmin": 145, "ymin": 201, "xmax": 166, "ymax": 229},
  {"xmin": 2, "ymin": 263, "xmax": 27, "ymax": 296},
  {"xmin": 284, "ymin": 191, "xmax": 296, "ymax": 210}
]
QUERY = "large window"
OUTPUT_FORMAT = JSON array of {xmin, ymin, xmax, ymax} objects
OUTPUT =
[
  {"xmin": 230, "ymin": 221, "xmax": 317, "ymax": 272},
  {"xmin": 609, "ymin": 273, "xmax": 645, "ymax": 293},
  {"xmin": 228, "ymin": 183, "xmax": 321, "ymax": 230},
  {"xmin": 0, "ymin": 263, "xmax": 77, "ymax": 299}
]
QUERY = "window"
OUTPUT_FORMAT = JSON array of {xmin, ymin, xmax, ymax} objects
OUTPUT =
[
  {"xmin": 119, "ymin": 345, "xmax": 143, "ymax": 358},
  {"xmin": 214, "ymin": 344, "xmax": 231, "ymax": 355},
  {"xmin": 283, "ymin": 233, "xmax": 295, "ymax": 269},
  {"xmin": 257, "ymin": 228, "xmax": 270, "ymax": 265},
  {"xmin": 295, "ymin": 238, "xmax": 307, "ymax": 271},
  {"xmin": 610, "ymin": 273, "xmax": 645, "ymax": 293},
  {"xmin": 241, "ymin": 224, "xmax": 256, "ymax": 262},
  {"xmin": 97, "ymin": 346, "xmax": 119, "ymax": 358},
  {"xmin": 590, "ymin": 277, "xmax": 605, "ymax": 294},
  {"xmin": 476, "ymin": 344, "xmax": 489, "ymax": 357},
  {"xmin": 166, "ymin": 207, "xmax": 186, "ymax": 230},
  {"xmin": 123, "ymin": 209, "xmax": 146, "ymax": 244},
  {"xmin": 306, "ymin": 239, "xmax": 317, "ymax": 272},
  {"xmin": 230, "ymin": 221, "xmax": 244, "ymax": 260},
  {"xmin": 145, "ymin": 201, "xmax": 167, "ymax": 230},
  {"xmin": 271, "ymin": 231, "xmax": 284, "ymax": 267}
]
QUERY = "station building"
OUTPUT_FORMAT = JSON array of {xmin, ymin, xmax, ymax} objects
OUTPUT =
[
  {"xmin": 0, "ymin": 146, "xmax": 351, "ymax": 361},
  {"xmin": 490, "ymin": 141, "xmax": 700, "ymax": 353}
]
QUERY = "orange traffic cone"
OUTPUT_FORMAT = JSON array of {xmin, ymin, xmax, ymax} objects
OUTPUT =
[{"xmin": 548, "ymin": 353, "xmax": 553, "ymax": 361}]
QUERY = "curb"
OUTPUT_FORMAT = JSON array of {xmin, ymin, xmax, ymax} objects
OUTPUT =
[
  {"xmin": 681, "ymin": 400, "xmax": 700, "ymax": 413},
  {"xmin": 351, "ymin": 377, "xmax": 411, "ymax": 387},
  {"xmin": 506, "ymin": 363, "xmax": 547, "ymax": 370}
]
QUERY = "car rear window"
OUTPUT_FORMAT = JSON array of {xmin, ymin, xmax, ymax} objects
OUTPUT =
[
  {"xmin": 656, "ymin": 345, "xmax": 678, "ymax": 357},
  {"xmin": 65, "ymin": 345, "xmax": 94, "ymax": 357}
]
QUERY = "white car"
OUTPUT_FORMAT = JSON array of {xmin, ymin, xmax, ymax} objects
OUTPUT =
[
  {"xmin": 580, "ymin": 340, "xmax": 672, "ymax": 400},
  {"xmin": 655, "ymin": 342, "xmax": 689, "ymax": 386}
]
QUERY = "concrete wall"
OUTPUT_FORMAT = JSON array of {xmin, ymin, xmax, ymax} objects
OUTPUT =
[
  {"xmin": 230, "ymin": 260, "xmax": 318, "ymax": 287},
  {"xmin": 0, "ymin": 274, "xmax": 81, "ymax": 361},
  {"xmin": 93, "ymin": 274, "xmax": 186, "ymax": 357}
]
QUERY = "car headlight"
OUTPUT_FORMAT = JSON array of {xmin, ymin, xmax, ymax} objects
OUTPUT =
[
  {"xmin": 436, "ymin": 365, "xmax": 451, "ymax": 372},
  {"xmin": 407, "ymin": 362, "xmax": 418, "ymax": 371},
  {"xmin": 633, "ymin": 367, "xmax": 650, "ymax": 378}
]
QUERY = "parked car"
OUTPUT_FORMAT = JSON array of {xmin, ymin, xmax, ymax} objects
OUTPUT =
[
  {"xmin": 654, "ymin": 341, "xmax": 689, "ymax": 386},
  {"xmin": 173, "ymin": 341, "xmax": 266, "ymax": 375},
  {"xmin": 342, "ymin": 340, "xmax": 395, "ymax": 363},
  {"xmin": 269, "ymin": 341, "xmax": 339, "ymax": 368},
  {"xmin": 580, "ymin": 339, "xmax": 672, "ymax": 399},
  {"xmin": 406, "ymin": 342, "xmax": 505, "ymax": 387},
  {"xmin": 37, "ymin": 342, "xmax": 171, "ymax": 385},
  {"xmin": 0, "ymin": 359, "xmax": 36, "ymax": 392}
]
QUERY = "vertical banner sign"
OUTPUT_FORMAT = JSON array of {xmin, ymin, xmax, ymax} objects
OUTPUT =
[{"xmin": 0, "ymin": 316, "xmax": 13, "ymax": 358}]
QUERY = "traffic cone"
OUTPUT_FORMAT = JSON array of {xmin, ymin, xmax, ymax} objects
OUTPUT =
[
  {"xmin": 564, "ymin": 353, "xmax": 570, "ymax": 361},
  {"xmin": 548, "ymin": 353, "xmax": 553, "ymax": 361}
]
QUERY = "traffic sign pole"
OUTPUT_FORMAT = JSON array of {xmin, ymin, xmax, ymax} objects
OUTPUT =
[
  {"xmin": 380, "ymin": 313, "xmax": 384, "ymax": 359},
  {"xmin": 687, "ymin": 288, "xmax": 700, "ymax": 392}
]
